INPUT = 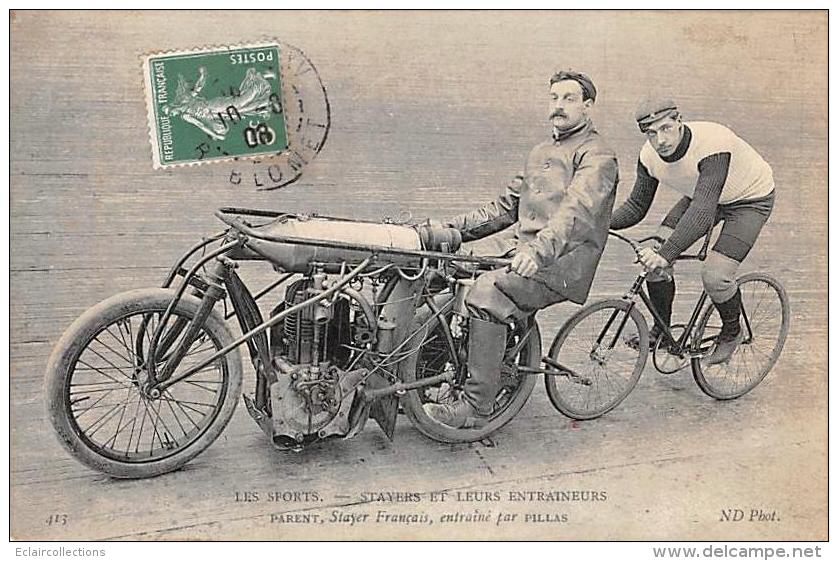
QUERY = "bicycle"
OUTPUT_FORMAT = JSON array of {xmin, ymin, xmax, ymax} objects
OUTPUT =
[{"xmin": 544, "ymin": 228, "xmax": 790, "ymax": 420}]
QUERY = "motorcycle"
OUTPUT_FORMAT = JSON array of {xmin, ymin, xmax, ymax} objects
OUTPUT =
[{"xmin": 45, "ymin": 207, "xmax": 567, "ymax": 479}]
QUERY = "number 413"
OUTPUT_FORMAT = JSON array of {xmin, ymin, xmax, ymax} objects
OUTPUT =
[{"xmin": 46, "ymin": 513, "xmax": 68, "ymax": 526}]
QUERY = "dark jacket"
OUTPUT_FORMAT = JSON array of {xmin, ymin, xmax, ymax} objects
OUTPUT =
[{"xmin": 446, "ymin": 120, "xmax": 618, "ymax": 304}]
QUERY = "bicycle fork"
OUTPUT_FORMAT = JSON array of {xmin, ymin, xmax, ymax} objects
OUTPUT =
[
  {"xmin": 594, "ymin": 301, "xmax": 636, "ymax": 360},
  {"xmin": 588, "ymin": 274, "xmax": 648, "ymax": 358}
]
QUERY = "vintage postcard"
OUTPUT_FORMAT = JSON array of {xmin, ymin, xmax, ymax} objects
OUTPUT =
[{"xmin": 9, "ymin": 10, "xmax": 827, "ymax": 542}]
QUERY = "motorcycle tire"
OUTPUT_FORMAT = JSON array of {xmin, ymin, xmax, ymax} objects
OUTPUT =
[
  {"xmin": 401, "ymin": 294, "xmax": 540, "ymax": 443},
  {"xmin": 45, "ymin": 288, "xmax": 242, "ymax": 479}
]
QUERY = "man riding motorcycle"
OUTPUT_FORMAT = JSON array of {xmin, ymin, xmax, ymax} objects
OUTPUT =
[{"xmin": 418, "ymin": 70, "xmax": 619, "ymax": 429}]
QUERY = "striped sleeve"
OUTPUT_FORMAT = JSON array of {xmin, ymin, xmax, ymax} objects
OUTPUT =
[
  {"xmin": 658, "ymin": 152, "xmax": 730, "ymax": 263},
  {"xmin": 661, "ymin": 196, "xmax": 692, "ymax": 229},
  {"xmin": 609, "ymin": 160, "xmax": 660, "ymax": 230}
]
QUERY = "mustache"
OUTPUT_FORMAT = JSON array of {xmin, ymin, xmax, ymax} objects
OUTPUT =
[{"xmin": 550, "ymin": 110, "xmax": 567, "ymax": 119}]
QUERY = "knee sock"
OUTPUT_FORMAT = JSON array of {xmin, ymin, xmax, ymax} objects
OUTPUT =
[
  {"xmin": 647, "ymin": 278, "xmax": 675, "ymax": 334},
  {"xmin": 713, "ymin": 288, "xmax": 742, "ymax": 336}
]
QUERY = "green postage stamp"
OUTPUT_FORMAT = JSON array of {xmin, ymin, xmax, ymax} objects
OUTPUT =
[{"xmin": 142, "ymin": 42, "xmax": 289, "ymax": 168}]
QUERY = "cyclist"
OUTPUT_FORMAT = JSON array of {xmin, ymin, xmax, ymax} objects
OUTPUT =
[{"xmin": 610, "ymin": 98, "xmax": 775, "ymax": 365}]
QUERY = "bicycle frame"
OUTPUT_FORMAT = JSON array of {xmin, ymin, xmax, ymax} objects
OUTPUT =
[
  {"xmin": 603, "ymin": 228, "xmax": 755, "ymax": 362},
  {"xmin": 627, "ymin": 273, "xmax": 710, "ymax": 357}
]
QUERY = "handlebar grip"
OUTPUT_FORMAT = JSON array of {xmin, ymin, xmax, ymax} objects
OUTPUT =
[
  {"xmin": 455, "ymin": 255, "xmax": 511, "ymax": 268},
  {"xmin": 481, "ymin": 256, "xmax": 512, "ymax": 268}
]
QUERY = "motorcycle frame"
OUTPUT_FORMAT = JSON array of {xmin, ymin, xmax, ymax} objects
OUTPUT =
[{"xmin": 141, "ymin": 208, "xmax": 509, "ymax": 419}]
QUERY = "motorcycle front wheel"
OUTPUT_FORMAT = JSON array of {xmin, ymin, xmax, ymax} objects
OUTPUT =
[
  {"xmin": 45, "ymin": 288, "xmax": 242, "ymax": 479},
  {"xmin": 401, "ymin": 295, "xmax": 540, "ymax": 443}
]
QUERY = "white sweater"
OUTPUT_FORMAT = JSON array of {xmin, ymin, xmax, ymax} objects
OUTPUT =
[{"xmin": 640, "ymin": 121, "xmax": 774, "ymax": 205}]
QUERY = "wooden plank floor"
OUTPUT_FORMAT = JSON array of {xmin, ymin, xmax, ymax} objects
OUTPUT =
[{"xmin": 9, "ymin": 11, "xmax": 827, "ymax": 540}]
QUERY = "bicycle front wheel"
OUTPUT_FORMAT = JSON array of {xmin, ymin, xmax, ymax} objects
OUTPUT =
[
  {"xmin": 691, "ymin": 273, "xmax": 790, "ymax": 400},
  {"xmin": 545, "ymin": 299, "xmax": 648, "ymax": 420}
]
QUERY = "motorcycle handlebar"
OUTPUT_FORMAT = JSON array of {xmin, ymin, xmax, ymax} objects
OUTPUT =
[{"xmin": 215, "ymin": 209, "xmax": 513, "ymax": 269}]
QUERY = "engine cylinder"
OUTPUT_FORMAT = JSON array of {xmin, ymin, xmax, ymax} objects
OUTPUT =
[{"xmin": 282, "ymin": 279, "xmax": 323, "ymax": 364}]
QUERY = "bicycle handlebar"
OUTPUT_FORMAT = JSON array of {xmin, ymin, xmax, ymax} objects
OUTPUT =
[
  {"xmin": 608, "ymin": 229, "xmax": 713, "ymax": 263},
  {"xmin": 608, "ymin": 231, "xmax": 642, "ymax": 251}
]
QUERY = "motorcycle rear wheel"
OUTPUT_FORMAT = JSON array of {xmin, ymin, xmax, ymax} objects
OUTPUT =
[
  {"xmin": 401, "ymin": 295, "xmax": 540, "ymax": 443},
  {"xmin": 45, "ymin": 288, "xmax": 242, "ymax": 478}
]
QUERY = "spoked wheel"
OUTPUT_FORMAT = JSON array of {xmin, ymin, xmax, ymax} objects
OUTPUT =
[
  {"xmin": 45, "ymin": 288, "xmax": 242, "ymax": 478},
  {"xmin": 691, "ymin": 273, "xmax": 790, "ymax": 400},
  {"xmin": 401, "ymin": 295, "xmax": 540, "ymax": 443},
  {"xmin": 545, "ymin": 299, "xmax": 648, "ymax": 420}
]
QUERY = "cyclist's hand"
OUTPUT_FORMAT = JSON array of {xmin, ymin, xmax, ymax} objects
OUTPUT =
[
  {"xmin": 637, "ymin": 247, "xmax": 669, "ymax": 273},
  {"xmin": 639, "ymin": 238, "xmax": 663, "ymax": 252},
  {"xmin": 510, "ymin": 252, "xmax": 539, "ymax": 278}
]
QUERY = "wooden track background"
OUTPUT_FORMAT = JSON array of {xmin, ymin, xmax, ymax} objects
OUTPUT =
[{"xmin": 10, "ymin": 11, "xmax": 827, "ymax": 540}]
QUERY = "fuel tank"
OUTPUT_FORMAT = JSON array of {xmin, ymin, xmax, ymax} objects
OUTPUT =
[{"xmin": 228, "ymin": 216, "xmax": 423, "ymax": 272}]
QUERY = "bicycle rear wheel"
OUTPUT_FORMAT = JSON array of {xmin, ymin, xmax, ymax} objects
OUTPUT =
[
  {"xmin": 691, "ymin": 273, "xmax": 790, "ymax": 400},
  {"xmin": 545, "ymin": 299, "xmax": 648, "ymax": 420}
]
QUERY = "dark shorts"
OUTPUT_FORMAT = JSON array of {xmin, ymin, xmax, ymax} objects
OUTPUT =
[{"xmin": 711, "ymin": 191, "xmax": 775, "ymax": 262}]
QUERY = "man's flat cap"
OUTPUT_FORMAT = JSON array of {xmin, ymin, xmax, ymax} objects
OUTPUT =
[
  {"xmin": 635, "ymin": 97, "xmax": 678, "ymax": 127},
  {"xmin": 550, "ymin": 70, "xmax": 597, "ymax": 102}
]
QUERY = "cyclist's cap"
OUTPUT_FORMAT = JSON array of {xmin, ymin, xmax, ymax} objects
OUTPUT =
[{"xmin": 635, "ymin": 97, "xmax": 678, "ymax": 131}]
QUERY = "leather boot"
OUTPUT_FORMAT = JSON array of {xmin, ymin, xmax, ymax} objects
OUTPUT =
[
  {"xmin": 423, "ymin": 316, "xmax": 507, "ymax": 428},
  {"xmin": 704, "ymin": 289, "xmax": 743, "ymax": 365}
]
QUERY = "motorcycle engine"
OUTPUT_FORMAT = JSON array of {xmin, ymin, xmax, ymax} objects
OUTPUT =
[{"xmin": 267, "ymin": 273, "xmax": 370, "ymax": 446}]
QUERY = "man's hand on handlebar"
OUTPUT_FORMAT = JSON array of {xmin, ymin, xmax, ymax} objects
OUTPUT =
[
  {"xmin": 510, "ymin": 251, "xmax": 539, "ymax": 278},
  {"xmin": 639, "ymin": 237, "xmax": 663, "ymax": 252},
  {"xmin": 608, "ymin": 230, "xmax": 673, "ymax": 279},
  {"xmin": 636, "ymin": 247, "xmax": 670, "ymax": 275}
]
